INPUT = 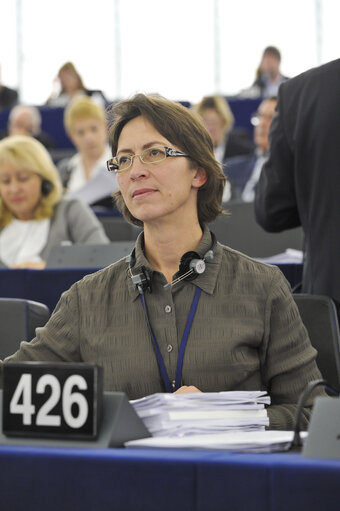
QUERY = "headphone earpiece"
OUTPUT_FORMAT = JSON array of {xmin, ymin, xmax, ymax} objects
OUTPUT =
[
  {"xmin": 126, "ymin": 251, "xmax": 152, "ymax": 295},
  {"xmin": 164, "ymin": 231, "xmax": 217, "ymax": 289},
  {"xmin": 41, "ymin": 180, "xmax": 53, "ymax": 196},
  {"xmin": 178, "ymin": 232, "xmax": 217, "ymax": 280},
  {"xmin": 179, "ymin": 251, "xmax": 205, "ymax": 280}
]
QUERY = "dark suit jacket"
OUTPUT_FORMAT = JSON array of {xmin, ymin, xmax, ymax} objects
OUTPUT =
[
  {"xmin": 254, "ymin": 58, "xmax": 340, "ymax": 303},
  {"xmin": 223, "ymin": 129, "xmax": 255, "ymax": 160},
  {"xmin": 0, "ymin": 86, "xmax": 18, "ymax": 110},
  {"xmin": 224, "ymin": 154, "xmax": 257, "ymax": 200}
]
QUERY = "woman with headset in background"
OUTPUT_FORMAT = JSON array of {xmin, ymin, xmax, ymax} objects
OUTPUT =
[
  {"xmin": 0, "ymin": 135, "xmax": 109, "ymax": 268},
  {"xmin": 0, "ymin": 95, "xmax": 323, "ymax": 430}
]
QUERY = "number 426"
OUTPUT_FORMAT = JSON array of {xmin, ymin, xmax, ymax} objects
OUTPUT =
[{"xmin": 10, "ymin": 373, "xmax": 89, "ymax": 429}]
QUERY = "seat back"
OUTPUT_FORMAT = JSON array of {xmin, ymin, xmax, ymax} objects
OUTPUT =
[
  {"xmin": 293, "ymin": 294, "xmax": 340, "ymax": 390},
  {"xmin": 209, "ymin": 202, "xmax": 303, "ymax": 257},
  {"xmin": 97, "ymin": 216, "xmax": 142, "ymax": 242},
  {"xmin": 0, "ymin": 298, "xmax": 50, "ymax": 359},
  {"xmin": 46, "ymin": 242, "xmax": 135, "ymax": 268}
]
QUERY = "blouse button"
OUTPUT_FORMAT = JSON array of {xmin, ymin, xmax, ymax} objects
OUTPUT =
[
  {"xmin": 167, "ymin": 344, "xmax": 173, "ymax": 353},
  {"xmin": 165, "ymin": 305, "xmax": 172, "ymax": 313}
]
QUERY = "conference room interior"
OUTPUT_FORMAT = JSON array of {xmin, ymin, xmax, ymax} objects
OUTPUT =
[{"xmin": 1, "ymin": 1, "xmax": 340, "ymax": 510}]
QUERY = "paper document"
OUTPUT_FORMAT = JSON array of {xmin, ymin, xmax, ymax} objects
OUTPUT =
[
  {"xmin": 130, "ymin": 391, "xmax": 270, "ymax": 437},
  {"xmin": 257, "ymin": 249, "xmax": 303, "ymax": 264},
  {"xmin": 66, "ymin": 167, "xmax": 117, "ymax": 205},
  {"xmin": 125, "ymin": 430, "xmax": 308, "ymax": 452}
]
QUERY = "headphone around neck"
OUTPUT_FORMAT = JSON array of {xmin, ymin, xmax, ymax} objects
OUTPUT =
[{"xmin": 126, "ymin": 232, "xmax": 217, "ymax": 294}]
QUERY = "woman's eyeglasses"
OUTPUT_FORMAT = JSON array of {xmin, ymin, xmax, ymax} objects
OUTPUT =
[{"xmin": 107, "ymin": 146, "xmax": 189, "ymax": 174}]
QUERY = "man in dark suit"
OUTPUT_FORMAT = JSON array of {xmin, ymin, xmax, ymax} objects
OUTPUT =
[
  {"xmin": 254, "ymin": 59, "xmax": 340, "ymax": 316},
  {"xmin": 0, "ymin": 66, "xmax": 18, "ymax": 111}
]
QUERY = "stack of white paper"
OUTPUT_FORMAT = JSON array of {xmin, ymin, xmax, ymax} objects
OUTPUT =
[
  {"xmin": 125, "ymin": 430, "xmax": 305, "ymax": 452},
  {"xmin": 130, "ymin": 391, "xmax": 270, "ymax": 437},
  {"xmin": 256, "ymin": 248, "xmax": 303, "ymax": 264}
]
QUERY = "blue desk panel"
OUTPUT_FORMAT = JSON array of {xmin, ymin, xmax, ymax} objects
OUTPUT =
[
  {"xmin": 0, "ymin": 264, "xmax": 303, "ymax": 313},
  {"xmin": 0, "ymin": 268, "xmax": 97, "ymax": 312},
  {"xmin": 0, "ymin": 106, "xmax": 74, "ymax": 150},
  {"xmin": 0, "ymin": 446, "xmax": 339, "ymax": 511}
]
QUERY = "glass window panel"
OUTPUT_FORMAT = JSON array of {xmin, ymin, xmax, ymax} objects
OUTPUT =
[{"xmin": 0, "ymin": 0, "xmax": 339, "ymax": 105}]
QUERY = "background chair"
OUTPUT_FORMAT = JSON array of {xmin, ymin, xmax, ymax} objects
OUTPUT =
[
  {"xmin": 92, "ymin": 212, "xmax": 142, "ymax": 242},
  {"xmin": 45, "ymin": 242, "xmax": 135, "ymax": 268},
  {"xmin": 293, "ymin": 294, "xmax": 340, "ymax": 390},
  {"xmin": 0, "ymin": 298, "xmax": 50, "ymax": 360},
  {"xmin": 209, "ymin": 202, "xmax": 303, "ymax": 257}
]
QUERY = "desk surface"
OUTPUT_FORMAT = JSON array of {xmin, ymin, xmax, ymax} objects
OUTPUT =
[{"xmin": 0, "ymin": 444, "xmax": 339, "ymax": 511}]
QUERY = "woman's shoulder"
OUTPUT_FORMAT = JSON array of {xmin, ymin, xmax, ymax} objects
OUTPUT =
[
  {"xmin": 53, "ymin": 197, "xmax": 92, "ymax": 216},
  {"xmin": 73, "ymin": 256, "xmax": 128, "ymax": 293},
  {"xmin": 218, "ymin": 242, "xmax": 285, "ymax": 282}
]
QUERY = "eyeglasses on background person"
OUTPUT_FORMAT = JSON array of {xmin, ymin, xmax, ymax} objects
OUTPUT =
[
  {"xmin": 251, "ymin": 111, "xmax": 275, "ymax": 126},
  {"xmin": 106, "ymin": 146, "xmax": 189, "ymax": 173}
]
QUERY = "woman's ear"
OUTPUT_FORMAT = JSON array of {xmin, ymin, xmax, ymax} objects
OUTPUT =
[{"xmin": 192, "ymin": 167, "xmax": 207, "ymax": 189}]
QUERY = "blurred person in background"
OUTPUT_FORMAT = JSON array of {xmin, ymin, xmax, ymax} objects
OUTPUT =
[
  {"xmin": 0, "ymin": 135, "xmax": 109, "ymax": 268},
  {"xmin": 223, "ymin": 97, "xmax": 277, "ymax": 202},
  {"xmin": 251, "ymin": 46, "xmax": 288, "ymax": 97},
  {"xmin": 46, "ymin": 62, "xmax": 108, "ymax": 107},
  {"xmin": 0, "ymin": 105, "xmax": 55, "ymax": 149},
  {"xmin": 58, "ymin": 95, "xmax": 117, "ymax": 209},
  {"xmin": 0, "ymin": 65, "xmax": 18, "ymax": 111},
  {"xmin": 194, "ymin": 95, "xmax": 254, "ymax": 162}
]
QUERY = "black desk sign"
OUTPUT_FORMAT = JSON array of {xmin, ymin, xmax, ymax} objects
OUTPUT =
[{"xmin": 2, "ymin": 362, "xmax": 103, "ymax": 440}]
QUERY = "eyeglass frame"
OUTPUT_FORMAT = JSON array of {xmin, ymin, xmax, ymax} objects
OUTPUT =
[
  {"xmin": 106, "ymin": 146, "xmax": 190, "ymax": 174},
  {"xmin": 251, "ymin": 111, "xmax": 275, "ymax": 126}
]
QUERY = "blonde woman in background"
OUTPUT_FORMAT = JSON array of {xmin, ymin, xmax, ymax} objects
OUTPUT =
[
  {"xmin": 58, "ymin": 95, "xmax": 117, "ymax": 208},
  {"xmin": 194, "ymin": 95, "xmax": 254, "ymax": 163},
  {"xmin": 194, "ymin": 95, "xmax": 255, "ymax": 202},
  {"xmin": 0, "ymin": 136, "xmax": 109, "ymax": 268}
]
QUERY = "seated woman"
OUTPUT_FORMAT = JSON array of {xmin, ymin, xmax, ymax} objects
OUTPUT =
[
  {"xmin": 58, "ymin": 95, "xmax": 117, "ymax": 209},
  {"xmin": 46, "ymin": 61, "xmax": 108, "ymax": 108},
  {"xmin": 0, "ymin": 135, "xmax": 109, "ymax": 268},
  {"xmin": 193, "ymin": 95, "xmax": 254, "ymax": 162},
  {"xmin": 1, "ymin": 94, "xmax": 322, "ymax": 429}
]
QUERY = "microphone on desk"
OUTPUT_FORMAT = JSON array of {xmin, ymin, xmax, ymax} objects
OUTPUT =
[{"xmin": 289, "ymin": 379, "xmax": 339, "ymax": 457}]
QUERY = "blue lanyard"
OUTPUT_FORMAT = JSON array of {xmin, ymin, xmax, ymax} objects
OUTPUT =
[{"xmin": 139, "ymin": 287, "xmax": 202, "ymax": 392}]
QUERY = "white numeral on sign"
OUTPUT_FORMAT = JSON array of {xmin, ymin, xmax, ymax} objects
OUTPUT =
[
  {"xmin": 9, "ymin": 373, "xmax": 89, "ymax": 428},
  {"xmin": 9, "ymin": 373, "xmax": 35, "ymax": 425},
  {"xmin": 63, "ymin": 375, "xmax": 88, "ymax": 428},
  {"xmin": 36, "ymin": 374, "xmax": 61, "ymax": 426}
]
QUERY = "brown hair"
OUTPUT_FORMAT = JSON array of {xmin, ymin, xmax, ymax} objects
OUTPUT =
[
  {"xmin": 58, "ymin": 62, "xmax": 86, "ymax": 92},
  {"xmin": 263, "ymin": 46, "xmax": 281, "ymax": 61},
  {"xmin": 108, "ymin": 93, "xmax": 226, "ymax": 226}
]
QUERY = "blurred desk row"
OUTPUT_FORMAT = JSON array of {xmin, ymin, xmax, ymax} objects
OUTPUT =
[
  {"xmin": 0, "ymin": 97, "xmax": 261, "ymax": 151},
  {"xmin": 0, "ymin": 264, "xmax": 303, "ymax": 313},
  {"xmin": 0, "ymin": 445, "xmax": 339, "ymax": 511}
]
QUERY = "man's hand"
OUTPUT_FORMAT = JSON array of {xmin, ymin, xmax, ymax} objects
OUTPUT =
[{"xmin": 10, "ymin": 261, "xmax": 46, "ymax": 269}]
